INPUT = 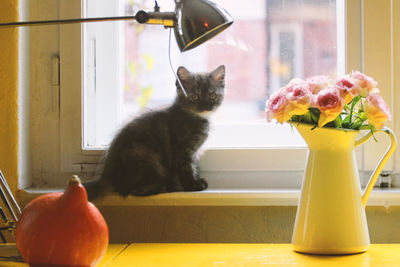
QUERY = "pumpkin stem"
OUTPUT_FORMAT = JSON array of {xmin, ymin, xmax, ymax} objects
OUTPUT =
[
  {"xmin": 68, "ymin": 175, "xmax": 82, "ymax": 187},
  {"xmin": 62, "ymin": 175, "xmax": 88, "ymax": 205}
]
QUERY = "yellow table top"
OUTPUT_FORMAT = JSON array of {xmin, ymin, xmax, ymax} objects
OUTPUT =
[{"xmin": 1, "ymin": 243, "xmax": 400, "ymax": 266}]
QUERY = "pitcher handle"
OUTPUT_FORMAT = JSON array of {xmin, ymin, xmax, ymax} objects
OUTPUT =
[{"xmin": 355, "ymin": 127, "xmax": 397, "ymax": 207}]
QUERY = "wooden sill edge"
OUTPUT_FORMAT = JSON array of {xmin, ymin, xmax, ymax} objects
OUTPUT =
[{"xmin": 16, "ymin": 188, "xmax": 400, "ymax": 208}]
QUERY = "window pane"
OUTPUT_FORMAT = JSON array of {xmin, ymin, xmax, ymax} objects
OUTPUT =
[{"xmin": 83, "ymin": 0, "xmax": 340, "ymax": 149}]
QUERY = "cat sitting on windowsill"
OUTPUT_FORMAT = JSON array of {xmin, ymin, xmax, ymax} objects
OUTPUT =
[{"xmin": 84, "ymin": 65, "xmax": 225, "ymax": 201}]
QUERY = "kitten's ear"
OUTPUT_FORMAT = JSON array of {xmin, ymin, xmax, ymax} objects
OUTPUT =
[
  {"xmin": 211, "ymin": 65, "xmax": 225, "ymax": 84},
  {"xmin": 177, "ymin": 66, "xmax": 192, "ymax": 82}
]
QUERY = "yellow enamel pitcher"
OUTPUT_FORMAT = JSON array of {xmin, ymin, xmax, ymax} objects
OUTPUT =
[{"xmin": 292, "ymin": 123, "xmax": 397, "ymax": 255}]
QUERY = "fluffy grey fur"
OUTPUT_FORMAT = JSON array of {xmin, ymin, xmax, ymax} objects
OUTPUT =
[{"xmin": 84, "ymin": 65, "xmax": 225, "ymax": 200}]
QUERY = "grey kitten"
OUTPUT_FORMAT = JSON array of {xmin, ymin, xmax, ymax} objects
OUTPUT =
[{"xmin": 84, "ymin": 65, "xmax": 225, "ymax": 200}]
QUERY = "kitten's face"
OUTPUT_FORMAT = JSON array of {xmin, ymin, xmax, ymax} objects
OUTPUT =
[{"xmin": 175, "ymin": 65, "xmax": 225, "ymax": 113}]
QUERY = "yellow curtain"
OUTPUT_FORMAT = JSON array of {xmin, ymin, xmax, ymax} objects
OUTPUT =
[{"xmin": 0, "ymin": 1, "xmax": 19, "ymax": 193}]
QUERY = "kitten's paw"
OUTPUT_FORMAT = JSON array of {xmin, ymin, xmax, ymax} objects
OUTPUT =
[{"xmin": 192, "ymin": 178, "xmax": 208, "ymax": 191}]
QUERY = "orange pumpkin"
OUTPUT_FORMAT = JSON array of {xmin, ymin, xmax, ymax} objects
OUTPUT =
[{"xmin": 16, "ymin": 175, "xmax": 109, "ymax": 267}]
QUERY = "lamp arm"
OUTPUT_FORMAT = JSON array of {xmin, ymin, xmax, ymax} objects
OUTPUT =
[
  {"xmin": 0, "ymin": 10, "xmax": 176, "ymax": 29},
  {"xmin": 135, "ymin": 11, "xmax": 175, "ymax": 27},
  {"xmin": 0, "ymin": 16, "xmax": 137, "ymax": 28}
]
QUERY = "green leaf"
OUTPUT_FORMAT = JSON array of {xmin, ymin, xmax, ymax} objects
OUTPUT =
[
  {"xmin": 348, "ymin": 95, "xmax": 362, "ymax": 123},
  {"xmin": 351, "ymin": 121, "xmax": 363, "ymax": 130},
  {"xmin": 309, "ymin": 108, "xmax": 321, "ymax": 123},
  {"xmin": 333, "ymin": 115, "xmax": 343, "ymax": 128},
  {"xmin": 342, "ymin": 114, "xmax": 351, "ymax": 124}
]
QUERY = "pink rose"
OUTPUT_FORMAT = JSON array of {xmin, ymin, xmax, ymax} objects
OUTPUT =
[
  {"xmin": 365, "ymin": 93, "xmax": 391, "ymax": 129},
  {"xmin": 287, "ymin": 78, "xmax": 305, "ymax": 88},
  {"xmin": 307, "ymin": 75, "xmax": 331, "ymax": 94},
  {"xmin": 265, "ymin": 90, "xmax": 290, "ymax": 124},
  {"xmin": 281, "ymin": 78, "xmax": 306, "ymax": 94},
  {"xmin": 335, "ymin": 75, "xmax": 360, "ymax": 103},
  {"xmin": 313, "ymin": 87, "xmax": 345, "ymax": 127},
  {"xmin": 286, "ymin": 84, "xmax": 311, "ymax": 116},
  {"xmin": 350, "ymin": 71, "xmax": 378, "ymax": 97}
]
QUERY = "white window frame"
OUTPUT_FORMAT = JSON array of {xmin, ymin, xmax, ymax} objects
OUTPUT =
[
  {"xmin": 22, "ymin": 0, "xmax": 400, "ymax": 196},
  {"xmin": 83, "ymin": 0, "xmax": 125, "ymax": 149}
]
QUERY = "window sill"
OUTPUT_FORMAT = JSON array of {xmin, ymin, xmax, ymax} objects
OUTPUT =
[{"xmin": 17, "ymin": 188, "xmax": 400, "ymax": 207}]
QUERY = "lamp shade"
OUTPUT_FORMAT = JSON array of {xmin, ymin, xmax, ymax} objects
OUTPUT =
[{"xmin": 174, "ymin": 0, "xmax": 233, "ymax": 52}]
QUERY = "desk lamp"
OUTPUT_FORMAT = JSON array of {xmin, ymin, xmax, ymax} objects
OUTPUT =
[{"xmin": 0, "ymin": 0, "xmax": 233, "ymax": 52}]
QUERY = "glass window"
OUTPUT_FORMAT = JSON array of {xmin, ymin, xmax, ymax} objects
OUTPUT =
[{"xmin": 83, "ymin": 0, "xmax": 339, "ymax": 149}]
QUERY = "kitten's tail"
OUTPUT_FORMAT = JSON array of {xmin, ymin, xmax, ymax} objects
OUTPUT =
[
  {"xmin": 83, "ymin": 153, "xmax": 112, "ymax": 201},
  {"xmin": 83, "ymin": 178, "xmax": 110, "ymax": 202}
]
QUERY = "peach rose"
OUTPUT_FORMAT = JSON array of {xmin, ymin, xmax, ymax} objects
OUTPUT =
[
  {"xmin": 365, "ymin": 93, "xmax": 391, "ymax": 129},
  {"xmin": 307, "ymin": 75, "xmax": 331, "ymax": 94},
  {"xmin": 335, "ymin": 75, "xmax": 360, "ymax": 104},
  {"xmin": 286, "ymin": 84, "xmax": 311, "ymax": 116},
  {"xmin": 286, "ymin": 78, "xmax": 305, "ymax": 88},
  {"xmin": 313, "ymin": 87, "xmax": 345, "ymax": 127},
  {"xmin": 265, "ymin": 90, "xmax": 290, "ymax": 124},
  {"xmin": 350, "ymin": 71, "xmax": 378, "ymax": 97}
]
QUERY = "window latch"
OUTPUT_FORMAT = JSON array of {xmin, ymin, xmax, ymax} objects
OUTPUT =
[{"xmin": 377, "ymin": 171, "xmax": 392, "ymax": 188}]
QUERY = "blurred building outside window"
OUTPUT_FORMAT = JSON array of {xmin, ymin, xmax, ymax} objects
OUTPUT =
[{"xmin": 84, "ymin": 0, "xmax": 338, "ymax": 149}]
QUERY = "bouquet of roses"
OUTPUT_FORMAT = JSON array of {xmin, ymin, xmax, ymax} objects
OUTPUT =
[{"xmin": 265, "ymin": 71, "xmax": 391, "ymax": 130}]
